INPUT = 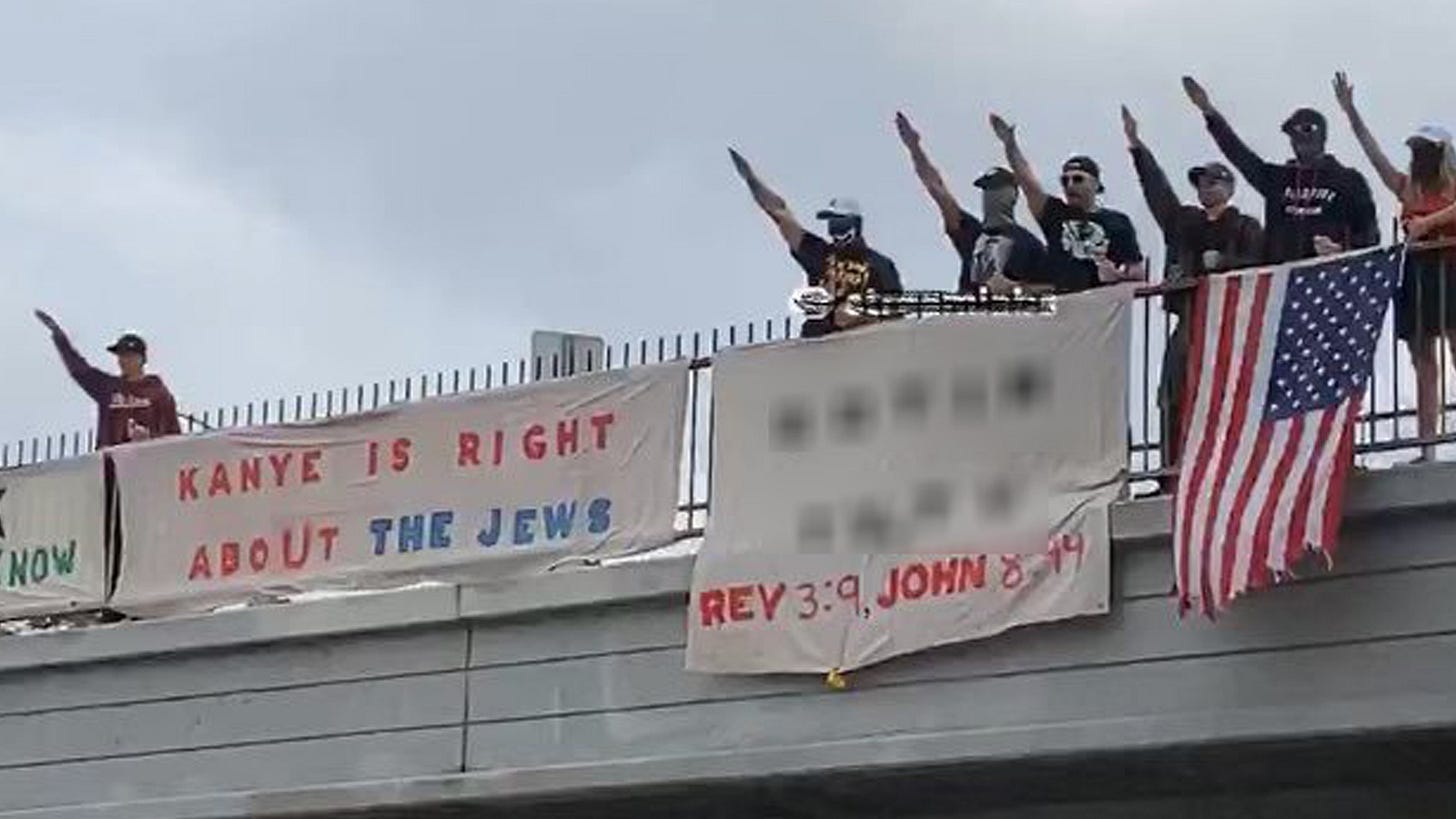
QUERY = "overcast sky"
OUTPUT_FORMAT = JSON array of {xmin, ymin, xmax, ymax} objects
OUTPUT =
[{"xmin": 2, "ymin": 0, "xmax": 1453, "ymax": 446}]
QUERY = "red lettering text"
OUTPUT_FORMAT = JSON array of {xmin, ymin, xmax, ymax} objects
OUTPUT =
[
  {"xmin": 902, "ymin": 563, "xmax": 929, "ymax": 600},
  {"xmin": 208, "ymin": 463, "xmax": 232, "ymax": 498},
  {"xmin": 220, "ymin": 542, "xmax": 240, "ymax": 576},
  {"xmin": 188, "ymin": 545, "xmax": 211, "ymax": 580},
  {"xmin": 590, "ymin": 412, "xmax": 616, "ymax": 450},
  {"xmin": 758, "ymin": 582, "xmax": 786, "ymax": 622},
  {"xmin": 699, "ymin": 588, "xmax": 726, "ymax": 626},
  {"xmin": 1001, "ymin": 555, "xmax": 1024, "ymax": 589},
  {"xmin": 727, "ymin": 585, "xmax": 755, "ymax": 622},
  {"xmin": 390, "ymin": 438, "xmax": 411, "ymax": 472},
  {"xmin": 178, "ymin": 467, "xmax": 200, "ymax": 502},
  {"xmin": 523, "ymin": 425, "xmax": 547, "ymax": 460},
  {"xmin": 319, "ymin": 526, "xmax": 339, "ymax": 561},
  {"xmin": 239, "ymin": 457, "xmax": 262, "ymax": 493},
  {"xmin": 249, "ymin": 538, "xmax": 269, "ymax": 572},
  {"xmin": 267, "ymin": 452, "xmax": 293, "ymax": 487},
  {"xmin": 556, "ymin": 418, "xmax": 579, "ymax": 456},
  {"xmin": 458, "ymin": 432, "xmax": 481, "ymax": 467},
  {"xmin": 931, "ymin": 558, "xmax": 959, "ymax": 596},
  {"xmin": 960, "ymin": 555, "xmax": 987, "ymax": 590},
  {"xmin": 300, "ymin": 450, "xmax": 323, "ymax": 484}
]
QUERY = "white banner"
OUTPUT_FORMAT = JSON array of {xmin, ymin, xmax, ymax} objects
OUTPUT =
[
  {"xmin": 0, "ymin": 455, "xmax": 108, "ymax": 619},
  {"xmin": 111, "ymin": 362, "xmax": 688, "ymax": 615},
  {"xmin": 687, "ymin": 288, "xmax": 1131, "ymax": 674}
]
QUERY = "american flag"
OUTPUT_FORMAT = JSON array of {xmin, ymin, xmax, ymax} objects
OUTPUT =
[{"xmin": 1174, "ymin": 246, "xmax": 1402, "ymax": 616}]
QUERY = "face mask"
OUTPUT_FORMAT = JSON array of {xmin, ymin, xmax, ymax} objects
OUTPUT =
[
  {"xmin": 827, "ymin": 216, "xmax": 861, "ymax": 246},
  {"xmin": 982, "ymin": 187, "xmax": 1018, "ymax": 226}
]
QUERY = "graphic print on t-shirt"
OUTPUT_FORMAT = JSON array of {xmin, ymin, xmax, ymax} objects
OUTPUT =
[
  {"xmin": 1059, "ymin": 218, "xmax": 1110, "ymax": 261},
  {"xmin": 968, "ymin": 233, "xmax": 1014, "ymax": 283},
  {"xmin": 823, "ymin": 253, "xmax": 871, "ymax": 296}
]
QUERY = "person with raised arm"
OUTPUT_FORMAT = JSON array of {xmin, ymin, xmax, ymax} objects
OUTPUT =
[
  {"xmin": 729, "ymin": 148, "xmax": 902, "ymax": 338},
  {"xmin": 1122, "ymin": 104, "xmax": 1264, "ymax": 484},
  {"xmin": 894, "ymin": 111, "xmax": 1047, "ymax": 295},
  {"xmin": 1182, "ymin": 75, "xmax": 1379, "ymax": 263},
  {"xmin": 1334, "ymin": 71, "xmax": 1456, "ymax": 462},
  {"xmin": 34, "ymin": 310, "xmax": 181, "ymax": 448},
  {"xmin": 988, "ymin": 112, "xmax": 1145, "ymax": 293}
]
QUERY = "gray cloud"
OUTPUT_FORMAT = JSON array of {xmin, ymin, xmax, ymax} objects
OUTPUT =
[{"xmin": 2, "ymin": 0, "xmax": 1453, "ymax": 445}]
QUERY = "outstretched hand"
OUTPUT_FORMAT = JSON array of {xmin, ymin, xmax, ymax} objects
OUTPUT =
[
  {"xmin": 1120, "ymin": 105, "xmax": 1141, "ymax": 148},
  {"xmin": 894, "ymin": 111, "xmax": 920, "ymax": 147},
  {"xmin": 989, "ymin": 113, "xmax": 1016, "ymax": 145},
  {"xmin": 1333, "ymin": 71, "xmax": 1355, "ymax": 113},
  {"xmin": 33, "ymin": 309, "xmax": 60, "ymax": 334},
  {"xmin": 1182, "ymin": 76, "xmax": 1214, "ymax": 114},
  {"xmin": 727, "ymin": 147, "xmax": 755, "ymax": 183}
]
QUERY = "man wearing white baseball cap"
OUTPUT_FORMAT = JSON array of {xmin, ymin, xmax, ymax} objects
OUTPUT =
[
  {"xmin": 1335, "ymin": 71, "xmax": 1456, "ymax": 462},
  {"xmin": 729, "ymin": 148, "xmax": 902, "ymax": 338}
]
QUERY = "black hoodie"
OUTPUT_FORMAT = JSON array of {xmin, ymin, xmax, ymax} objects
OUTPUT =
[{"xmin": 1205, "ymin": 112, "xmax": 1379, "ymax": 263}]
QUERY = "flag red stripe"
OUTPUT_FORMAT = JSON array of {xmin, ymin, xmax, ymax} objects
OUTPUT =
[
  {"xmin": 1320, "ymin": 415, "xmax": 1357, "ymax": 552},
  {"xmin": 1180, "ymin": 280, "xmax": 1242, "ymax": 613},
  {"xmin": 1175, "ymin": 278, "xmax": 1214, "ymax": 610},
  {"xmin": 1284, "ymin": 405, "xmax": 1341, "ymax": 569},
  {"xmin": 1201, "ymin": 273, "xmax": 1271, "ymax": 611},
  {"xmin": 1219, "ymin": 422, "xmax": 1275, "ymax": 603},
  {"xmin": 1251, "ymin": 414, "xmax": 1306, "ymax": 579}
]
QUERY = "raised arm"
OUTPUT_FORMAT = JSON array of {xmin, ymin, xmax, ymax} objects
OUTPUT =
[
  {"xmin": 34, "ymin": 310, "xmax": 110, "ymax": 401},
  {"xmin": 989, "ymin": 113, "xmax": 1049, "ymax": 219},
  {"xmin": 1182, "ymin": 76, "xmax": 1274, "ymax": 196},
  {"xmin": 1333, "ymin": 71, "xmax": 1406, "ymax": 195},
  {"xmin": 1409, "ymin": 200, "xmax": 1456, "ymax": 241},
  {"xmin": 728, "ymin": 148, "xmax": 805, "ymax": 250},
  {"xmin": 1122, "ymin": 105, "xmax": 1181, "ymax": 236},
  {"xmin": 895, "ymin": 112, "xmax": 964, "ymax": 232}
]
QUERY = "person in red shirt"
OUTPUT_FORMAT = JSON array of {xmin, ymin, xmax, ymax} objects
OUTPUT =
[{"xmin": 34, "ymin": 310, "xmax": 181, "ymax": 448}]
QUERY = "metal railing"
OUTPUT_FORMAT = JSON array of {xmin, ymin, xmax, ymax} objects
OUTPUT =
[{"xmin": 6, "ymin": 242, "xmax": 1455, "ymax": 526}]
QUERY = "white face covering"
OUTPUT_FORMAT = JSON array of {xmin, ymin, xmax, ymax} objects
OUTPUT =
[{"xmin": 982, "ymin": 187, "xmax": 1018, "ymax": 227}]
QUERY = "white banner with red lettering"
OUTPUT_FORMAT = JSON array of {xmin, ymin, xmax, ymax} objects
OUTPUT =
[
  {"xmin": 687, "ymin": 288, "xmax": 1131, "ymax": 674},
  {"xmin": 0, "ymin": 455, "xmax": 109, "ymax": 618},
  {"xmin": 110, "ymin": 362, "xmax": 688, "ymax": 615}
]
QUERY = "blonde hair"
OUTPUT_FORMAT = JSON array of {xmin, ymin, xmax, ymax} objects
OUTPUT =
[{"xmin": 1409, "ymin": 138, "xmax": 1456, "ymax": 199}]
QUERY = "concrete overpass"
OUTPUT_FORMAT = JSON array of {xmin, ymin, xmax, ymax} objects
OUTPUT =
[{"xmin": 2, "ymin": 463, "xmax": 1456, "ymax": 818}]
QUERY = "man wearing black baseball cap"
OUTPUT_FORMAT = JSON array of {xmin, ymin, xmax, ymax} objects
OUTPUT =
[
  {"xmin": 34, "ymin": 310, "xmax": 181, "ymax": 448},
  {"xmin": 1182, "ymin": 76, "xmax": 1378, "ymax": 263},
  {"xmin": 728, "ymin": 148, "xmax": 902, "ymax": 338},
  {"xmin": 1122, "ymin": 106, "xmax": 1264, "ymax": 487},
  {"xmin": 989, "ymin": 113, "xmax": 1145, "ymax": 293},
  {"xmin": 894, "ymin": 112, "xmax": 1046, "ymax": 294}
]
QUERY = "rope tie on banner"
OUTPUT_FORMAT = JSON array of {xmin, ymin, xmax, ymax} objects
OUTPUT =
[{"xmin": 824, "ymin": 668, "xmax": 848, "ymax": 690}]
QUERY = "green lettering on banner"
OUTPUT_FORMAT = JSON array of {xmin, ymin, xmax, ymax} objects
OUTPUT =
[
  {"xmin": 8, "ymin": 549, "xmax": 28, "ymax": 587},
  {"xmin": 0, "ymin": 544, "xmax": 79, "ymax": 589},
  {"xmin": 51, "ymin": 542, "xmax": 77, "ymax": 577}
]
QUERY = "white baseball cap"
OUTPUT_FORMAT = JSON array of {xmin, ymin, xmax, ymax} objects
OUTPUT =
[
  {"xmin": 815, "ymin": 196, "xmax": 863, "ymax": 220},
  {"xmin": 1408, "ymin": 124, "xmax": 1453, "ymax": 147}
]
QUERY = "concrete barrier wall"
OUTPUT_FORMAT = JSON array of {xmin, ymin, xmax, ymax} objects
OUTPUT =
[{"xmin": 0, "ymin": 466, "xmax": 1454, "ymax": 818}]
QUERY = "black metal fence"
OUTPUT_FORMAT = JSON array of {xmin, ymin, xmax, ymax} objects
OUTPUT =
[{"xmin": 6, "ymin": 244, "xmax": 1455, "ymax": 529}]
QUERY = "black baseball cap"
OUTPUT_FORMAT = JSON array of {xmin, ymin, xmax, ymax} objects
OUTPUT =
[
  {"xmin": 1188, "ymin": 161, "xmax": 1236, "ymax": 187},
  {"xmin": 1282, "ymin": 107, "xmax": 1327, "ymax": 137},
  {"xmin": 1061, "ymin": 155, "xmax": 1102, "ymax": 178},
  {"xmin": 973, "ymin": 166, "xmax": 1017, "ymax": 190},
  {"xmin": 106, "ymin": 333, "xmax": 147, "ymax": 356}
]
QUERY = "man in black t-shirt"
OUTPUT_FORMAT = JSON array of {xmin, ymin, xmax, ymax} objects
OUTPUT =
[
  {"xmin": 729, "ymin": 148, "xmax": 902, "ymax": 338},
  {"xmin": 989, "ymin": 114, "xmax": 1146, "ymax": 292},
  {"xmin": 894, "ymin": 112, "xmax": 1048, "ymax": 294}
]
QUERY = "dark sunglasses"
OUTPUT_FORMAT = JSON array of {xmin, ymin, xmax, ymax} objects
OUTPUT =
[
  {"xmin": 1288, "ymin": 122, "xmax": 1322, "ymax": 136},
  {"xmin": 1060, "ymin": 172, "xmax": 1094, "ymax": 186}
]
